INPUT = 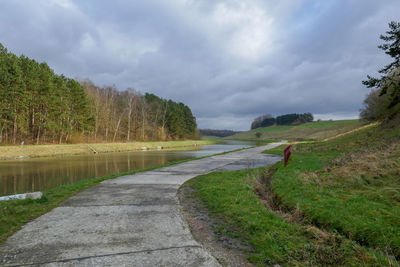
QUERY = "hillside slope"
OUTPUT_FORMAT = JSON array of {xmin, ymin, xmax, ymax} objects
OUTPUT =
[
  {"xmin": 229, "ymin": 119, "xmax": 364, "ymax": 141},
  {"xmin": 267, "ymin": 122, "xmax": 400, "ymax": 261},
  {"xmin": 183, "ymin": 122, "xmax": 400, "ymax": 265}
]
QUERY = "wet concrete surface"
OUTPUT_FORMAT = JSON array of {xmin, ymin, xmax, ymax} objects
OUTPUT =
[{"xmin": 0, "ymin": 142, "xmax": 285, "ymax": 266}]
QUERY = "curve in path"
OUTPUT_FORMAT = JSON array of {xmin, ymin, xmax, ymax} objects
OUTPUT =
[{"xmin": 0, "ymin": 142, "xmax": 285, "ymax": 266}]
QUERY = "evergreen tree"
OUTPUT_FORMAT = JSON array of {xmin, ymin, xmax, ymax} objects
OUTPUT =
[
  {"xmin": 363, "ymin": 21, "xmax": 400, "ymax": 120},
  {"xmin": 0, "ymin": 42, "xmax": 198, "ymax": 143},
  {"xmin": 5, "ymin": 53, "xmax": 27, "ymax": 143},
  {"xmin": 66, "ymin": 78, "xmax": 93, "ymax": 132}
]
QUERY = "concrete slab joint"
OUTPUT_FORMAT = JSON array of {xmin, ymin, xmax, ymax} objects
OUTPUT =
[{"xmin": 0, "ymin": 142, "xmax": 285, "ymax": 266}]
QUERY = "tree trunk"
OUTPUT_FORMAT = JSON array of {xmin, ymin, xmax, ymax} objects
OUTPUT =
[
  {"xmin": 161, "ymin": 102, "xmax": 167, "ymax": 140},
  {"xmin": 127, "ymin": 111, "xmax": 132, "ymax": 141},
  {"xmin": 31, "ymin": 106, "xmax": 35, "ymax": 141},
  {"xmin": 141, "ymin": 106, "xmax": 145, "ymax": 141},
  {"xmin": 0, "ymin": 125, "xmax": 3, "ymax": 143},
  {"xmin": 113, "ymin": 116, "xmax": 122, "ymax": 142},
  {"xmin": 127, "ymin": 97, "xmax": 133, "ymax": 141},
  {"xmin": 36, "ymin": 126, "xmax": 41, "ymax": 144},
  {"xmin": 13, "ymin": 113, "xmax": 17, "ymax": 144}
]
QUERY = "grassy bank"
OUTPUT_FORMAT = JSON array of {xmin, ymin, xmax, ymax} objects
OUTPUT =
[
  {"xmin": 0, "ymin": 140, "xmax": 218, "ymax": 160},
  {"xmin": 267, "ymin": 124, "xmax": 400, "ymax": 259},
  {"xmin": 183, "ymin": 123, "xmax": 399, "ymax": 266},
  {"xmin": 184, "ymin": 169, "xmax": 392, "ymax": 266},
  {"xmin": 228, "ymin": 119, "xmax": 363, "ymax": 141}
]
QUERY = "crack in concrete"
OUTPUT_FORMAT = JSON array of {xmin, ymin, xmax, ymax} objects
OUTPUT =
[
  {"xmin": 5, "ymin": 245, "xmax": 203, "ymax": 267},
  {"xmin": 1, "ymin": 142, "xmax": 287, "ymax": 266},
  {"xmin": 62, "ymin": 204, "xmax": 178, "ymax": 207}
]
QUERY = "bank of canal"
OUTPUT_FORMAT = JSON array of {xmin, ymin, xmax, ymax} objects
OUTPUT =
[
  {"xmin": 0, "ymin": 141, "xmax": 257, "ymax": 197},
  {"xmin": 0, "ymin": 143, "xmax": 284, "ymax": 266}
]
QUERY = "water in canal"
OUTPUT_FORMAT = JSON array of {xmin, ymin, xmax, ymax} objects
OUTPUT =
[{"xmin": 0, "ymin": 141, "xmax": 259, "ymax": 196}]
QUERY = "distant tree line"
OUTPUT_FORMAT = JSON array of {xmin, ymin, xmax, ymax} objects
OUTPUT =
[
  {"xmin": 199, "ymin": 129, "xmax": 241, "ymax": 137},
  {"xmin": 276, "ymin": 113, "xmax": 314, "ymax": 125},
  {"xmin": 0, "ymin": 43, "xmax": 197, "ymax": 144},
  {"xmin": 251, "ymin": 114, "xmax": 276, "ymax": 129},
  {"xmin": 361, "ymin": 21, "xmax": 400, "ymax": 123},
  {"xmin": 251, "ymin": 113, "xmax": 313, "ymax": 130}
]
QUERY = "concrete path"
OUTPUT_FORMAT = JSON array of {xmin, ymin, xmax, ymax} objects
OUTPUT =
[{"xmin": 0, "ymin": 143, "xmax": 285, "ymax": 266}]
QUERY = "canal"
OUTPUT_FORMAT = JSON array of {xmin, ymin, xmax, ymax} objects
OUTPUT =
[{"xmin": 0, "ymin": 141, "xmax": 259, "ymax": 196}]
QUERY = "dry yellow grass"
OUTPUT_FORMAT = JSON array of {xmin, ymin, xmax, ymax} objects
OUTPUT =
[
  {"xmin": 0, "ymin": 140, "xmax": 217, "ymax": 160},
  {"xmin": 322, "ymin": 122, "xmax": 379, "ymax": 141},
  {"xmin": 300, "ymin": 141, "xmax": 400, "ymax": 205},
  {"xmin": 327, "ymin": 143, "xmax": 398, "ymax": 182},
  {"xmin": 230, "ymin": 120, "xmax": 364, "ymax": 141}
]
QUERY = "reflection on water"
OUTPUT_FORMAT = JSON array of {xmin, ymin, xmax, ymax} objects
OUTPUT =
[{"xmin": 0, "ymin": 142, "xmax": 255, "ymax": 196}]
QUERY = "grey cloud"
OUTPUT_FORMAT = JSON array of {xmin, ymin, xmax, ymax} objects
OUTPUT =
[{"xmin": 0, "ymin": 0, "xmax": 399, "ymax": 130}]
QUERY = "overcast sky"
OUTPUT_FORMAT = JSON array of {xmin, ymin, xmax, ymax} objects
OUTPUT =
[{"xmin": 1, "ymin": 0, "xmax": 399, "ymax": 130}]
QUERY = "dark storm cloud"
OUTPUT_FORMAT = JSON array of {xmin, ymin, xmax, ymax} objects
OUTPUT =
[{"xmin": 1, "ymin": 0, "xmax": 399, "ymax": 130}]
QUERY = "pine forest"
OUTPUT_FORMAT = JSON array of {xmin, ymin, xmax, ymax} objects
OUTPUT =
[{"xmin": 0, "ymin": 43, "xmax": 198, "ymax": 144}]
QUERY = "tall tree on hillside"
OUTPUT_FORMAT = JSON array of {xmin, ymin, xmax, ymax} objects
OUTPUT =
[
  {"xmin": 0, "ymin": 44, "xmax": 9, "ymax": 142},
  {"xmin": 125, "ymin": 88, "xmax": 138, "ymax": 141},
  {"xmin": 35, "ymin": 63, "xmax": 54, "ymax": 143},
  {"xmin": 0, "ymin": 46, "xmax": 27, "ymax": 143},
  {"xmin": 251, "ymin": 114, "xmax": 275, "ymax": 129},
  {"xmin": 363, "ymin": 21, "xmax": 400, "ymax": 119},
  {"xmin": 83, "ymin": 80, "xmax": 102, "ymax": 141},
  {"xmin": 67, "ymin": 78, "xmax": 93, "ymax": 134},
  {"xmin": 20, "ymin": 56, "xmax": 40, "ymax": 142},
  {"xmin": 144, "ymin": 93, "xmax": 170, "ymax": 140},
  {"xmin": 8, "ymin": 53, "xmax": 27, "ymax": 144},
  {"xmin": 183, "ymin": 105, "xmax": 196, "ymax": 138},
  {"xmin": 50, "ymin": 75, "xmax": 69, "ymax": 143}
]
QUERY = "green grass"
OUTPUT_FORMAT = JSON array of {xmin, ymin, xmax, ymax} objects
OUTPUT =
[
  {"xmin": 267, "ymin": 124, "xmax": 400, "ymax": 260},
  {"xmin": 297, "ymin": 119, "xmax": 361, "ymax": 128},
  {"xmin": 226, "ymin": 138, "xmax": 281, "ymax": 143},
  {"xmin": 182, "ymin": 123, "xmax": 400, "ymax": 265},
  {"xmin": 184, "ymin": 169, "xmax": 392, "ymax": 266},
  {"xmin": 249, "ymin": 125, "xmax": 295, "ymax": 133},
  {"xmin": 229, "ymin": 119, "xmax": 363, "ymax": 141}
]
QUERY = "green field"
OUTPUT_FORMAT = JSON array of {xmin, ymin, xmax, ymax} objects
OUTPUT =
[
  {"xmin": 183, "ymin": 123, "xmax": 400, "ymax": 266},
  {"xmin": 228, "ymin": 119, "xmax": 364, "ymax": 141}
]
